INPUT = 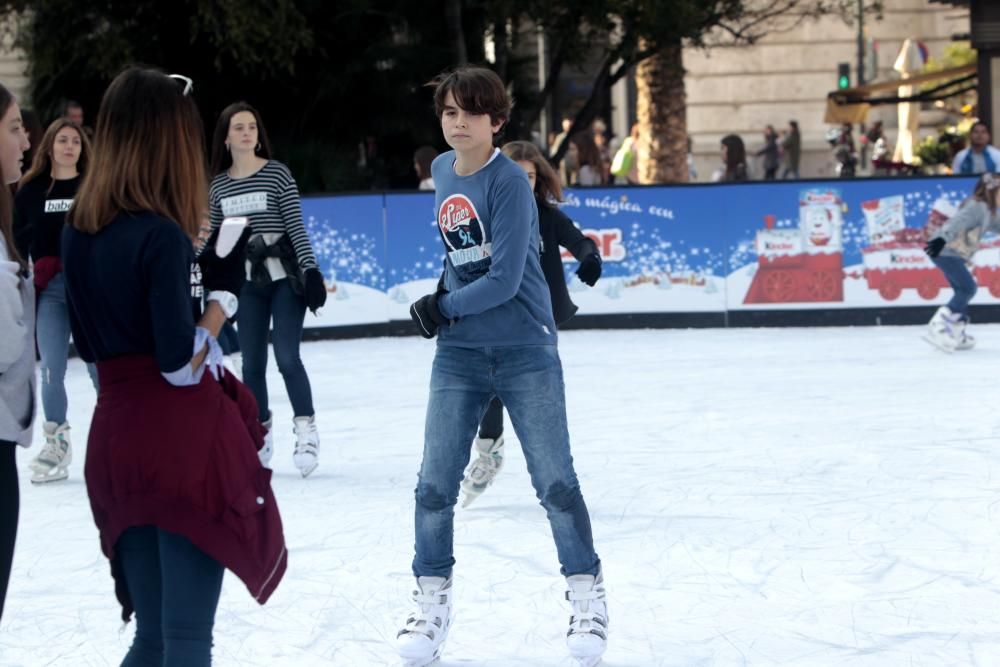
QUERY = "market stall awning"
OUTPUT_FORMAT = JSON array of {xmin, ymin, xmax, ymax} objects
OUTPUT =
[{"xmin": 824, "ymin": 63, "xmax": 977, "ymax": 124}]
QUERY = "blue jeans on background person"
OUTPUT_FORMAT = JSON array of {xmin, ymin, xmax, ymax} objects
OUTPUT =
[
  {"xmin": 932, "ymin": 255, "xmax": 977, "ymax": 319},
  {"xmin": 237, "ymin": 278, "xmax": 314, "ymax": 422},
  {"xmin": 413, "ymin": 344, "xmax": 601, "ymax": 579},
  {"xmin": 36, "ymin": 272, "xmax": 98, "ymax": 424},
  {"xmin": 477, "ymin": 396, "xmax": 504, "ymax": 440},
  {"xmin": 116, "ymin": 526, "xmax": 224, "ymax": 667}
]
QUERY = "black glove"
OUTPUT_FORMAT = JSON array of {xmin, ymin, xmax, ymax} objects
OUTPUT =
[
  {"xmin": 924, "ymin": 237, "xmax": 946, "ymax": 258},
  {"xmin": 575, "ymin": 252, "xmax": 602, "ymax": 286},
  {"xmin": 199, "ymin": 227, "xmax": 251, "ymax": 295},
  {"xmin": 304, "ymin": 268, "xmax": 327, "ymax": 313},
  {"xmin": 409, "ymin": 291, "xmax": 449, "ymax": 339}
]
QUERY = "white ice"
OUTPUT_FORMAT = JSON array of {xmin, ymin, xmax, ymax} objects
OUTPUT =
[{"xmin": 3, "ymin": 326, "xmax": 1000, "ymax": 666}]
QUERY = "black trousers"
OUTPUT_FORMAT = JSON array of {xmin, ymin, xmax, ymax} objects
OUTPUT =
[{"xmin": 0, "ymin": 443, "xmax": 19, "ymax": 622}]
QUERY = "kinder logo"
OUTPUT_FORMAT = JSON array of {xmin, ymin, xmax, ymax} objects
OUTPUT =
[
  {"xmin": 438, "ymin": 194, "xmax": 485, "ymax": 251},
  {"xmin": 890, "ymin": 253, "xmax": 927, "ymax": 265},
  {"xmin": 561, "ymin": 227, "xmax": 626, "ymax": 262},
  {"xmin": 221, "ymin": 192, "xmax": 268, "ymax": 217},
  {"xmin": 44, "ymin": 199, "xmax": 73, "ymax": 213},
  {"xmin": 765, "ymin": 241, "xmax": 797, "ymax": 251}
]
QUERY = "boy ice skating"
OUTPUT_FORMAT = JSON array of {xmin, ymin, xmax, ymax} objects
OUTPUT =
[{"xmin": 398, "ymin": 66, "xmax": 608, "ymax": 667}]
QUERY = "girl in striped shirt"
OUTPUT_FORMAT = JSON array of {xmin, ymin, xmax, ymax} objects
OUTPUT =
[{"xmin": 209, "ymin": 103, "xmax": 327, "ymax": 477}]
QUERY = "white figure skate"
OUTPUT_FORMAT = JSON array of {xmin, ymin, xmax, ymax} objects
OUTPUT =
[
  {"xmin": 396, "ymin": 576, "xmax": 453, "ymax": 667},
  {"xmin": 292, "ymin": 415, "xmax": 319, "ymax": 477},
  {"xmin": 566, "ymin": 570, "xmax": 608, "ymax": 667},
  {"xmin": 30, "ymin": 421, "xmax": 72, "ymax": 484},
  {"xmin": 258, "ymin": 415, "xmax": 274, "ymax": 467},
  {"xmin": 460, "ymin": 435, "xmax": 504, "ymax": 507},
  {"xmin": 922, "ymin": 306, "xmax": 959, "ymax": 353}
]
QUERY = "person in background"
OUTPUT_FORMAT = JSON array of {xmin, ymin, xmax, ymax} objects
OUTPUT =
[
  {"xmin": 413, "ymin": 145, "xmax": 438, "ymax": 190},
  {"xmin": 610, "ymin": 123, "xmax": 640, "ymax": 185},
  {"xmin": 952, "ymin": 122, "xmax": 1000, "ymax": 175},
  {"xmin": 0, "ymin": 81, "xmax": 33, "ymax": 623},
  {"xmin": 780, "ymin": 120, "xmax": 801, "ymax": 180},
  {"xmin": 62, "ymin": 67, "xmax": 286, "ymax": 665},
  {"xmin": 62, "ymin": 100, "xmax": 93, "ymax": 139},
  {"xmin": 923, "ymin": 173, "xmax": 1000, "ymax": 351},
  {"xmin": 208, "ymin": 102, "xmax": 327, "ymax": 477},
  {"xmin": 756, "ymin": 125, "xmax": 780, "ymax": 180},
  {"xmin": 459, "ymin": 139, "xmax": 602, "ymax": 507},
  {"xmin": 713, "ymin": 134, "xmax": 748, "ymax": 182},
  {"xmin": 571, "ymin": 132, "xmax": 604, "ymax": 186},
  {"xmin": 13, "ymin": 118, "xmax": 98, "ymax": 483}
]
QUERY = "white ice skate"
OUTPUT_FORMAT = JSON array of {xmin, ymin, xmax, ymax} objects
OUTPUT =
[
  {"xmin": 566, "ymin": 570, "xmax": 608, "ymax": 667},
  {"xmin": 258, "ymin": 415, "xmax": 274, "ymax": 468},
  {"xmin": 30, "ymin": 421, "xmax": 72, "ymax": 484},
  {"xmin": 292, "ymin": 415, "xmax": 319, "ymax": 478},
  {"xmin": 396, "ymin": 576, "xmax": 453, "ymax": 667},
  {"xmin": 460, "ymin": 435, "xmax": 504, "ymax": 507},
  {"xmin": 953, "ymin": 318, "xmax": 976, "ymax": 350},
  {"xmin": 922, "ymin": 306, "xmax": 959, "ymax": 353}
]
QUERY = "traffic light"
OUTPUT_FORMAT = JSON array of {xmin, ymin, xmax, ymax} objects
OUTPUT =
[{"xmin": 837, "ymin": 62, "xmax": 851, "ymax": 89}]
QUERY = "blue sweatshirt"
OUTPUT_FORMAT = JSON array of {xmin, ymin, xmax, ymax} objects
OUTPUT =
[{"xmin": 432, "ymin": 150, "xmax": 557, "ymax": 347}]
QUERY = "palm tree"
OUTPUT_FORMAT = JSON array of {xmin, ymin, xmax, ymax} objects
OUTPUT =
[{"xmin": 635, "ymin": 39, "xmax": 689, "ymax": 183}]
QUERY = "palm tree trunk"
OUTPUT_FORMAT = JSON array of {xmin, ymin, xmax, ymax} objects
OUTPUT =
[{"xmin": 635, "ymin": 38, "xmax": 688, "ymax": 183}]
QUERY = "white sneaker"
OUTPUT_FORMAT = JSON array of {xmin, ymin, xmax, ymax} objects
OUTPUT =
[
  {"xmin": 292, "ymin": 415, "xmax": 319, "ymax": 478},
  {"xmin": 566, "ymin": 570, "xmax": 608, "ymax": 667},
  {"xmin": 396, "ymin": 576, "xmax": 453, "ymax": 666},
  {"xmin": 30, "ymin": 421, "xmax": 72, "ymax": 484},
  {"xmin": 460, "ymin": 435, "xmax": 504, "ymax": 507},
  {"xmin": 258, "ymin": 415, "xmax": 274, "ymax": 467}
]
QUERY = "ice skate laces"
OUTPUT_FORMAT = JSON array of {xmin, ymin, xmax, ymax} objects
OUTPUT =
[
  {"xmin": 566, "ymin": 576, "xmax": 608, "ymax": 640},
  {"xmin": 399, "ymin": 580, "xmax": 450, "ymax": 642}
]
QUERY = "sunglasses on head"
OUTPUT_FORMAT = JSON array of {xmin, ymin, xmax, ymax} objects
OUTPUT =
[{"xmin": 168, "ymin": 74, "xmax": 193, "ymax": 96}]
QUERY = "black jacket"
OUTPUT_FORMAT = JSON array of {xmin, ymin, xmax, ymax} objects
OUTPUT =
[{"xmin": 538, "ymin": 204, "xmax": 598, "ymax": 325}]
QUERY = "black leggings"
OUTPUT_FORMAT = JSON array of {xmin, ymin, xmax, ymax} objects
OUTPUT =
[
  {"xmin": 0, "ymin": 443, "xmax": 19, "ymax": 622},
  {"xmin": 478, "ymin": 397, "xmax": 504, "ymax": 440}
]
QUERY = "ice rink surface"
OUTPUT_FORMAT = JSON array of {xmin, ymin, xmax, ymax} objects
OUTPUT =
[{"xmin": 3, "ymin": 325, "xmax": 1000, "ymax": 667}]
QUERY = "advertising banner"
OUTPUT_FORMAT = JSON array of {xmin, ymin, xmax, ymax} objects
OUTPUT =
[{"xmin": 298, "ymin": 176, "xmax": 983, "ymax": 328}]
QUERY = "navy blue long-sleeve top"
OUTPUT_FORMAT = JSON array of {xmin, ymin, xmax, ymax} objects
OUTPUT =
[{"xmin": 62, "ymin": 211, "xmax": 196, "ymax": 374}]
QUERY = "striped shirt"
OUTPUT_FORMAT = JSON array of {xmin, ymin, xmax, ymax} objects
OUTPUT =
[{"xmin": 208, "ymin": 160, "xmax": 317, "ymax": 276}]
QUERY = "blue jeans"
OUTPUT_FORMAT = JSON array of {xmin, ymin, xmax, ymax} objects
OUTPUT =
[
  {"xmin": 933, "ymin": 255, "xmax": 977, "ymax": 318},
  {"xmin": 36, "ymin": 272, "xmax": 98, "ymax": 424},
  {"xmin": 237, "ymin": 278, "xmax": 314, "ymax": 422},
  {"xmin": 116, "ymin": 526, "xmax": 224, "ymax": 667},
  {"xmin": 413, "ymin": 344, "xmax": 601, "ymax": 579}
]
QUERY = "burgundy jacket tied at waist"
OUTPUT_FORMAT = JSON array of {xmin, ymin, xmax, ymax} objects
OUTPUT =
[{"xmin": 86, "ymin": 354, "xmax": 286, "ymax": 621}]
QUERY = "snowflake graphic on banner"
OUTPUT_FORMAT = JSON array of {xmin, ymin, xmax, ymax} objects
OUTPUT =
[
  {"xmin": 305, "ymin": 215, "xmax": 386, "ymax": 289},
  {"xmin": 578, "ymin": 221, "xmax": 725, "ymax": 284},
  {"xmin": 387, "ymin": 220, "xmax": 445, "ymax": 285}
]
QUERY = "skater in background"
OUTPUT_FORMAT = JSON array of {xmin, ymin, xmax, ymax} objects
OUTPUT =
[
  {"xmin": 459, "ymin": 139, "xmax": 602, "ymax": 508},
  {"xmin": 713, "ymin": 134, "xmax": 748, "ymax": 182},
  {"xmin": 399, "ymin": 66, "xmax": 607, "ymax": 667},
  {"xmin": 13, "ymin": 118, "xmax": 98, "ymax": 483},
  {"xmin": 62, "ymin": 67, "xmax": 286, "ymax": 666},
  {"xmin": 209, "ymin": 102, "xmax": 327, "ymax": 476},
  {"xmin": 923, "ymin": 173, "xmax": 1000, "ymax": 350},
  {"xmin": 0, "ymin": 83, "xmax": 33, "ymax": 622},
  {"xmin": 413, "ymin": 145, "xmax": 437, "ymax": 190}
]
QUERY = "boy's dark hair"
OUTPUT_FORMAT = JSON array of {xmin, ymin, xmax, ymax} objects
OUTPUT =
[{"xmin": 430, "ymin": 66, "xmax": 512, "ymax": 128}]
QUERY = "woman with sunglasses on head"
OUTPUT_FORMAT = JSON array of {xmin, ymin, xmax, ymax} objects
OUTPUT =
[
  {"xmin": 208, "ymin": 102, "xmax": 327, "ymax": 477},
  {"xmin": 12, "ymin": 118, "xmax": 98, "ymax": 484},
  {"xmin": 62, "ymin": 68, "xmax": 287, "ymax": 666},
  {"xmin": 0, "ymin": 82, "xmax": 33, "ymax": 623}
]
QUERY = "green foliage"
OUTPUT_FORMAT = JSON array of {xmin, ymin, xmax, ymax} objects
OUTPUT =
[{"xmin": 0, "ymin": 0, "xmax": 889, "ymax": 191}]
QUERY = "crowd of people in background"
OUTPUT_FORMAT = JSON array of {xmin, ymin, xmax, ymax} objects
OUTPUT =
[{"xmin": 412, "ymin": 113, "xmax": 999, "ymax": 189}]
